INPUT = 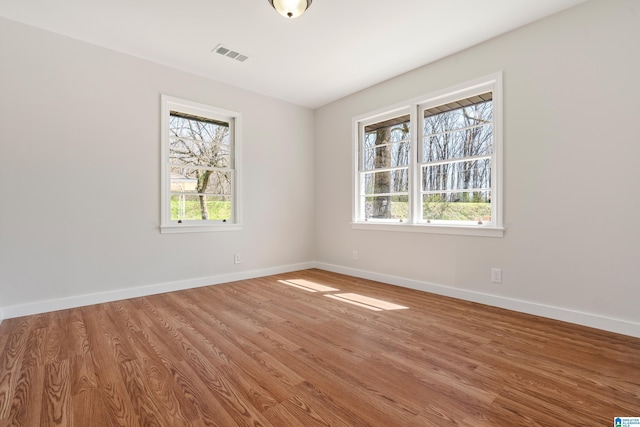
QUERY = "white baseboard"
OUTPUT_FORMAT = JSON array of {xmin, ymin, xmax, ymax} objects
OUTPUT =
[
  {"xmin": 0, "ymin": 262, "xmax": 315, "ymax": 320},
  {"xmin": 314, "ymin": 262, "xmax": 640, "ymax": 339},
  {"xmin": 3, "ymin": 261, "xmax": 639, "ymax": 339}
]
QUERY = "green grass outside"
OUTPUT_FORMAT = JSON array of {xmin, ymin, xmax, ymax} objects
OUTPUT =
[
  {"xmin": 171, "ymin": 200, "xmax": 231, "ymax": 221},
  {"xmin": 423, "ymin": 201, "xmax": 491, "ymax": 221},
  {"xmin": 173, "ymin": 199, "xmax": 489, "ymax": 222},
  {"xmin": 391, "ymin": 202, "xmax": 491, "ymax": 221}
]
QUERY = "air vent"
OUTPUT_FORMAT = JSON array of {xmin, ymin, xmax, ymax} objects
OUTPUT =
[{"xmin": 212, "ymin": 44, "xmax": 249, "ymax": 63}]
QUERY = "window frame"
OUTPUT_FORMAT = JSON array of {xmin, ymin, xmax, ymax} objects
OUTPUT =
[
  {"xmin": 357, "ymin": 106, "xmax": 412, "ymax": 223},
  {"xmin": 160, "ymin": 95, "xmax": 242, "ymax": 234},
  {"xmin": 352, "ymin": 73, "xmax": 504, "ymax": 237}
]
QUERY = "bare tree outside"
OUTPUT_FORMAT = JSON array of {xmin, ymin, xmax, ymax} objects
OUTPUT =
[
  {"xmin": 373, "ymin": 127, "xmax": 391, "ymax": 218},
  {"xmin": 356, "ymin": 88, "xmax": 496, "ymax": 225},
  {"xmin": 363, "ymin": 117, "xmax": 410, "ymax": 220},
  {"xmin": 169, "ymin": 112, "xmax": 232, "ymax": 221},
  {"xmin": 422, "ymin": 96, "xmax": 493, "ymax": 222}
]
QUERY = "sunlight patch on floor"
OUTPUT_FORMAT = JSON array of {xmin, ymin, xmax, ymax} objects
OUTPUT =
[
  {"xmin": 326, "ymin": 293, "xmax": 409, "ymax": 311},
  {"xmin": 325, "ymin": 294, "xmax": 383, "ymax": 311},
  {"xmin": 278, "ymin": 279, "xmax": 409, "ymax": 311},
  {"xmin": 277, "ymin": 279, "xmax": 339, "ymax": 293}
]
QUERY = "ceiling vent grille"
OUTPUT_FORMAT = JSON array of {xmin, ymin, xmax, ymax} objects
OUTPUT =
[{"xmin": 212, "ymin": 44, "xmax": 249, "ymax": 62}]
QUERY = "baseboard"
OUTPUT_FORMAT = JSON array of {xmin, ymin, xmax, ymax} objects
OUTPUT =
[
  {"xmin": 3, "ymin": 261, "xmax": 639, "ymax": 339},
  {"xmin": 314, "ymin": 262, "xmax": 640, "ymax": 339},
  {"xmin": 1, "ymin": 262, "xmax": 315, "ymax": 320}
]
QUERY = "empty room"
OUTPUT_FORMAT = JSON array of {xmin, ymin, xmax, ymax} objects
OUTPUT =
[{"xmin": 1, "ymin": 0, "xmax": 639, "ymax": 425}]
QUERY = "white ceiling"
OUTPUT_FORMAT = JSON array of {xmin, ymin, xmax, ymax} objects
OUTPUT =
[{"xmin": 0, "ymin": 0, "xmax": 587, "ymax": 108}]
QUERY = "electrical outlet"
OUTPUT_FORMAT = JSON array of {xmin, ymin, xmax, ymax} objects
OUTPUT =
[
  {"xmin": 234, "ymin": 253, "xmax": 241, "ymax": 264},
  {"xmin": 491, "ymin": 268, "xmax": 502, "ymax": 284},
  {"xmin": 352, "ymin": 250, "xmax": 358, "ymax": 261}
]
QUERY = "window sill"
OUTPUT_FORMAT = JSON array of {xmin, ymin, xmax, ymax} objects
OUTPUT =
[
  {"xmin": 351, "ymin": 222, "xmax": 504, "ymax": 237},
  {"xmin": 161, "ymin": 223, "xmax": 243, "ymax": 234}
]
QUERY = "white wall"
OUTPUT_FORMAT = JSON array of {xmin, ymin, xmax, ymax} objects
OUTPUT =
[
  {"xmin": 314, "ymin": 0, "xmax": 640, "ymax": 336},
  {"xmin": 2, "ymin": 1, "xmax": 639, "ymax": 338},
  {"xmin": 0, "ymin": 18, "xmax": 315, "ymax": 315}
]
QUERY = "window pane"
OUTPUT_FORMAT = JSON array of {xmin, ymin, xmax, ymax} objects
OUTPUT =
[
  {"xmin": 363, "ymin": 169, "xmax": 409, "ymax": 195},
  {"xmin": 364, "ymin": 195, "xmax": 409, "ymax": 220},
  {"xmin": 422, "ymin": 159, "xmax": 491, "ymax": 192},
  {"xmin": 169, "ymin": 113, "xmax": 229, "ymax": 142},
  {"xmin": 423, "ymin": 126, "xmax": 493, "ymax": 163},
  {"xmin": 423, "ymin": 192, "xmax": 491, "ymax": 222},
  {"xmin": 362, "ymin": 141, "xmax": 410, "ymax": 170},
  {"xmin": 171, "ymin": 194, "xmax": 231, "ymax": 221},
  {"xmin": 362, "ymin": 117, "xmax": 410, "ymax": 172},
  {"xmin": 363, "ymin": 116, "xmax": 410, "ymax": 147},
  {"xmin": 170, "ymin": 139, "xmax": 230, "ymax": 167},
  {"xmin": 423, "ymin": 99, "xmax": 492, "ymax": 133},
  {"xmin": 423, "ymin": 99, "xmax": 493, "ymax": 163},
  {"xmin": 171, "ymin": 168, "xmax": 232, "ymax": 195},
  {"xmin": 169, "ymin": 114, "xmax": 230, "ymax": 168}
]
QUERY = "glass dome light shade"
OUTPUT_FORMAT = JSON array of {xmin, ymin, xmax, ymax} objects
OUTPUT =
[{"xmin": 268, "ymin": 0, "xmax": 312, "ymax": 18}]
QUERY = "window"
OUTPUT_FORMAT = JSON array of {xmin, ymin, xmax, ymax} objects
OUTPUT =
[
  {"xmin": 353, "ymin": 74, "xmax": 503, "ymax": 237},
  {"xmin": 359, "ymin": 109, "xmax": 411, "ymax": 222},
  {"xmin": 161, "ymin": 95, "xmax": 241, "ymax": 233}
]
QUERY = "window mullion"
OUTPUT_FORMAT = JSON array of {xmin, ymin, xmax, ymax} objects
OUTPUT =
[
  {"xmin": 422, "ymin": 154, "xmax": 492, "ymax": 168},
  {"xmin": 361, "ymin": 165, "xmax": 408, "ymax": 174},
  {"xmin": 169, "ymin": 163, "xmax": 232, "ymax": 173},
  {"xmin": 363, "ymin": 191, "xmax": 409, "ymax": 197},
  {"xmin": 410, "ymin": 105, "xmax": 421, "ymax": 224}
]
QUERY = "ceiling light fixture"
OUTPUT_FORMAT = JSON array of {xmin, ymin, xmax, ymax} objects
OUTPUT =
[{"xmin": 268, "ymin": 0, "xmax": 312, "ymax": 18}]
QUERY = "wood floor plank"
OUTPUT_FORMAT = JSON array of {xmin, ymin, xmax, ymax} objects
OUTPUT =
[
  {"xmin": 40, "ymin": 358, "xmax": 71, "ymax": 425},
  {"xmin": 159, "ymin": 291, "xmax": 307, "ymax": 397},
  {"xmin": 118, "ymin": 358, "xmax": 174, "ymax": 426},
  {"xmin": 1, "ymin": 268, "xmax": 639, "ymax": 426},
  {"xmin": 2, "ymin": 364, "xmax": 44, "ymax": 427},
  {"xmin": 79, "ymin": 306, "xmax": 142, "ymax": 427},
  {"xmin": 269, "ymin": 345, "xmax": 420, "ymax": 426},
  {"xmin": 145, "ymin": 296, "xmax": 298, "ymax": 406},
  {"xmin": 70, "ymin": 355, "xmax": 109, "ymax": 427},
  {"xmin": 0, "ymin": 317, "xmax": 35, "ymax": 420},
  {"xmin": 279, "ymin": 387, "xmax": 357, "ymax": 427},
  {"xmin": 138, "ymin": 300, "xmax": 274, "ymax": 426}
]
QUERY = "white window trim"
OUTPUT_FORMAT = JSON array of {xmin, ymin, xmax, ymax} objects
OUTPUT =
[
  {"xmin": 352, "ymin": 73, "xmax": 504, "ymax": 237},
  {"xmin": 160, "ymin": 95, "xmax": 242, "ymax": 234}
]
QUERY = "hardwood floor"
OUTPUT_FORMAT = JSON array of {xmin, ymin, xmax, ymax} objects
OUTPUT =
[{"xmin": 0, "ymin": 269, "xmax": 639, "ymax": 426}]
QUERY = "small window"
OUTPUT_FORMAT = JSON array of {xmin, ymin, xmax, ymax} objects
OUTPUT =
[
  {"xmin": 161, "ymin": 95, "xmax": 241, "ymax": 233},
  {"xmin": 353, "ymin": 74, "xmax": 503, "ymax": 237},
  {"xmin": 358, "ymin": 111, "xmax": 411, "ymax": 222}
]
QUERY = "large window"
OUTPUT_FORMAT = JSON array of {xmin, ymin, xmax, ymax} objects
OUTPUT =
[
  {"xmin": 353, "ymin": 74, "xmax": 503, "ymax": 237},
  {"xmin": 161, "ymin": 95, "xmax": 241, "ymax": 233}
]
